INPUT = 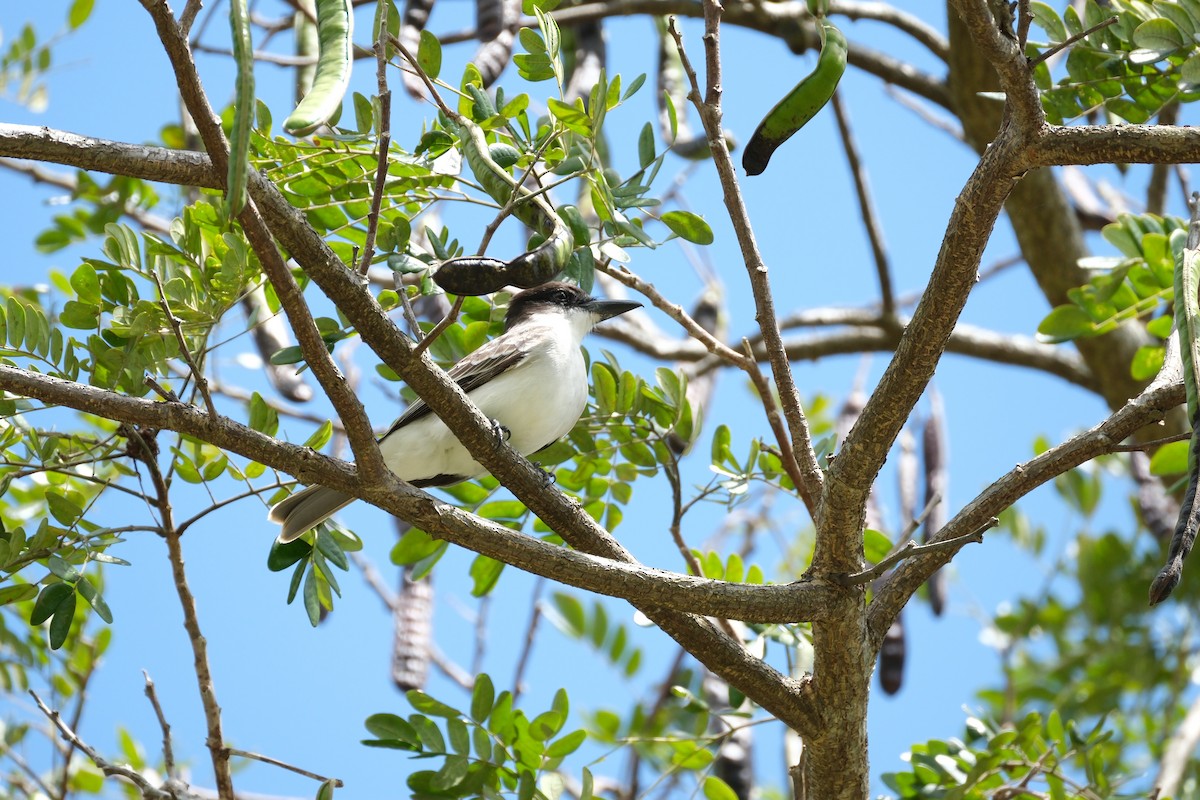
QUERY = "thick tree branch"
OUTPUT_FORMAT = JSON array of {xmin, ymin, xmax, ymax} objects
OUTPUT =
[
  {"xmin": 867, "ymin": 379, "xmax": 1185, "ymax": 647},
  {"xmin": 533, "ymin": 0, "xmax": 951, "ymax": 108},
  {"xmin": 1028, "ymin": 124, "xmax": 1200, "ymax": 169},
  {"xmin": 0, "ymin": 364, "xmax": 841, "ymax": 622}
]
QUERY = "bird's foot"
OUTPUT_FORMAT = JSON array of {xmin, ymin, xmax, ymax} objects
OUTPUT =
[
  {"xmin": 490, "ymin": 419, "xmax": 511, "ymax": 444},
  {"xmin": 532, "ymin": 462, "xmax": 556, "ymax": 487}
]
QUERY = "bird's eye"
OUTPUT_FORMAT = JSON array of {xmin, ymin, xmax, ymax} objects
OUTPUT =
[{"xmin": 554, "ymin": 289, "xmax": 570, "ymax": 304}]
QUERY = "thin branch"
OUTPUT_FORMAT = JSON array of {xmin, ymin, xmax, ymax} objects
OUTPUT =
[
  {"xmin": 0, "ymin": 157, "xmax": 173, "ymax": 233},
  {"xmin": 512, "ymin": 578, "xmax": 545, "ymax": 701},
  {"xmin": 596, "ymin": 260, "xmax": 748, "ymax": 368},
  {"xmin": 667, "ymin": 16, "xmax": 825, "ymax": 512},
  {"xmin": 868, "ymin": 379, "xmax": 1186, "ymax": 648},
  {"xmin": 838, "ymin": 520, "xmax": 994, "ymax": 586},
  {"xmin": 1028, "ymin": 15, "xmax": 1118, "ymax": 67},
  {"xmin": 143, "ymin": 671, "xmax": 177, "ymax": 779},
  {"xmin": 227, "ymin": 748, "xmax": 344, "ymax": 787},
  {"xmin": 153, "ymin": 272, "xmax": 218, "ymax": 417},
  {"xmin": 411, "ymin": 296, "xmax": 465, "ymax": 357},
  {"xmin": 135, "ymin": 427, "xmax": 234, "ymax": 799},
  {"xmin": 830, "ymin": 92, "xmax": 894, "ymax": 316},
  {"xmin": 356, "ymin": 7, "xmax": 392, "ymax": 277},
  {"xmin": 30, "ymin": 691, "xmax": 170, "ymax": 800}
]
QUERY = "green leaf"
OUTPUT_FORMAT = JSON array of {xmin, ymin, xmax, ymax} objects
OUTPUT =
[
  {"xmin": 0, "ymin": 584, "xmax": 38, "ymax": 606},
  {"xmin": 47, "ymin": 554, "xmax": 81, "ymax": 582},
  {"xmin": 68, "ymin": 0, "xmax": 95, "ymax": 29},
  {"xmin": 303, "ymin": 420, "xmax": 334, "ymax": 449},
  {"xmin": 551, "ymin": 592, "xmax": 586, "ymax": 636},
  {"xmin": 76, "ymin": 577, "xmax": 113, "ymax": 624},
  {"xmin": 1132, "ymin": 17, "xmax": 1185, "ymax": 53},
  {"xmin": 407, "ymin": 690, "xmax": 462, "ymax": 718},
  {"xmin": 547, "ymin": 98, "xmax": 591, "ymax": 136},
  {"xmin": 417, "ymin": 29, "xmax": 442, "ymax": 81},
  {"xmin": 661, "ymin": 210, "xmax": 714, "ymax": 244},
  {"xmin": 267, "ymin": 535, "xmax": 312, "ymax": 571},
  {"xmin": 470, "ymin": 674, "xmax": 495, "ymax": 722},
  {"xmin": 592, "ymin": 364, "xmax": 617, "ymax": 414},
  {"xmin": 469, "ymin": 554, "xmax": 504, "ymax": 596},
  {"xmin": 1037, "ymin": 305, "xmax": 1098, "ymax": 342},
  {"xmin": 545, "ymin": 728, "xmax": 586, "ymax": 758},
  {"xmin": 1150, "ymin": 440, "xmax": 1190, "ymax": 476},
  {"xmin": 48, "ymin": 590, "xmax": 77, "ymax": 649},
  {"xmin": 703, "ymin": 776, "xmax": 739, "ymax": 800},
  {"xmin": 638, "ymin": 122, "xmax": 655, "ymax": 168},
  {"xmin": 364, "ymin": 713, "xmax": 420, "ymax": 748},
  {"xmin": 30, "ymin": 582, "xmax": 73, "ymax": 626}
]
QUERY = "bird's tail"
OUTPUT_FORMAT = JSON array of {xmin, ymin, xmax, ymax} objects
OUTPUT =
[{"xmin": 268, "ymin": 485, "xmax": 355, "ymax": 543}]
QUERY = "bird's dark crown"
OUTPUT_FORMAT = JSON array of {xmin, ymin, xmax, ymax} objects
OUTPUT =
[{"xmin": 504, "ymin": 282, "xmax": 593, "ymax": 330}]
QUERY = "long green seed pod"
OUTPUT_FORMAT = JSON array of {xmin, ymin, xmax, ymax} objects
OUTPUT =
[
  {"xmin": 284, "ymin": 0, "xmax": 353, "ymax": 137},
  {"xmin": 294, "ymin": 0, "xmax": 319, "ymax": 104},
  {"xmin": 742, "ymin": 20, "xmax": 847, "ymax": 176},
  {"xmin": 226, "ymin": 0, "xmax": 254, "ymax": 215},
  {"xmin": 434, "ymin": 117, "xmax": 574, "ymax": 295}
]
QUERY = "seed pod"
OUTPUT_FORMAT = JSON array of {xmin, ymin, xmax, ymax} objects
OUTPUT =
[
  {"xmin": 284, "ymin": 0, "xmax": 354, "ymax": 137},
  {"xmin": 878, "ymin": 610, "xmax": 905, "ymax": 695},
  {"xmin": 922, "ymin": 389, "xmax": 948, "ymax": 616},
  {"xmin": 743, "ymin": 20, "xmax": 848, "ymax": 176}
]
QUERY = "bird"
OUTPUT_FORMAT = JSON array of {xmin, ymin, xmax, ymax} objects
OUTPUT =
[{"xmin": 268, "ymin": 282, "xmax": 642, "ymax": 542}]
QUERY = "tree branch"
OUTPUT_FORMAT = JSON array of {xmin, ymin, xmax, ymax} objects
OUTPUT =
[
  {"xmin": 867, "ymin": 379, "xmax": 1185, "ymax": 648},
  {"xmin": 667, "ymin": 15, "xmax": 825, "ymax": 512}
]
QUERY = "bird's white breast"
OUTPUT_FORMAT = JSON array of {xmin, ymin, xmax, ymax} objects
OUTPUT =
[{"xmin": 378, "ymin": 313, "xmax": 590, "ymax": 483}]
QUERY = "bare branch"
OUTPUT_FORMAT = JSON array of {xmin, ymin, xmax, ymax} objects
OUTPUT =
[
  {"xmin": 837, "ymin": 520, "xmax": 993, "ymax": 586},
  {"xmin": 868, "ymin": 379, "xmax": 1186, "ymax": 647},
  {"xmin": 31, "ymin": 691, "xmax": 171, "ymax": 800},
  {"xmin": 143, "ymin": 671, "xmax": 177, "ymax": 779},
  {"xmin": 830, "ymin": 92, "xmax": 894, "ymax": 316},
  {"xmin": 227, "ymin": 748, "xmax": 344, "ymax": 787},
  {"xmin": 667, "ymin": 16, "xmax": 825, "ymax": 511}
]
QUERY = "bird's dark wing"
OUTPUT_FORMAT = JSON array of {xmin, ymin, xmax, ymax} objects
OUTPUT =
[{"xmin": 378, "ymin": 338, "xmax": 528, "ymax": 440}]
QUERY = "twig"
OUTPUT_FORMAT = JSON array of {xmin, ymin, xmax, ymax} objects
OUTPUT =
[
  {"xmin": 152, "ymin": 272, "xmax": 218, "ymax": 417},
  {"xmin": 1108, "ymin": 430, "xmax": 1192, "ymax": 452},
  {"xmin": 666, "ymin": 459, "xmax": 740, "ymax": 639},
  {"xmin": 149, "ymin": 454, "xmax": 235, "ymax": 797},
  {"xmin": 145, "ymin": 376, "xmax": 180, "ymax": 402},
  {"xmin": 227, "ymin": 748, "xmax": 344, "ymax": 787},
  {"xmin": 830, "ymin": 92, "xmax": 894, "ymax": 316},
  {"xmin": 1028, "ymin": 15, "xmax": 1118, "ymax": 67},
  {"xmin": 512, "ymin": 577, "xmax": 545, "ymax": 701},
  {"xmin": 667, "ymin": 15, "xmax": 826, "ymax": 512},
  {"xmin": 180, "ymin": 0, "xmax": 203, "ymax": 37},
  {"xmin": 595, "ymin": 261, "xmax": 748, "ymax": 368},
  {"xmin": 1016, "ymin": 0, "xmax": 1033, "ymax": 51},
  {"xmin": 412, "ymin": 296, "xmax": 465, "ymax": 357},
  {"xmin": 838, "ymin": 519, "xmax": 995, "ymax": 586},
  {"xmin": 740, "ymin": 340, "xmax": 816, "ymax": 514},
  {"xmin": 4, "ymin": 745, "xmax": 56, "ymax": 798},
  {"xmin": 356, "ymin": 6, "xmax": 393, "ymax": 277},
  {"xmin": 0, "ymin": 157, "xmax": 174, "ymax": 233},
  {"xmin": 143, "ymin": 671, "xmax": 177, "ymax": 778},
  {"xmin": 30, "ymin": 691, "xmax": 171, "ymax": 799}
]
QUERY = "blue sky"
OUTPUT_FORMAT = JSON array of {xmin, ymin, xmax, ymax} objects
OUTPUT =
[{"xmin": 0, "ymin": 2, "xmax": 1154, "ymax": 797}]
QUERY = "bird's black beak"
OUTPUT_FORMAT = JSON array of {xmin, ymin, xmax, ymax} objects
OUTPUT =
[{"xmin": 587, "ymin": 298, "xmax": 642, "ymax": 321}]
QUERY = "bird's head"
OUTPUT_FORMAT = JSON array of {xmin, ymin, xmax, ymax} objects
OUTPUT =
[{"xmin": 504, "ymin": 282, "xmax": 642, "ymax": 334}]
